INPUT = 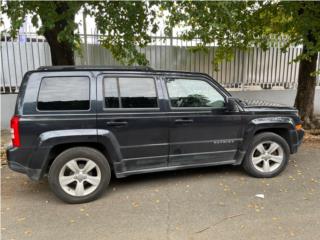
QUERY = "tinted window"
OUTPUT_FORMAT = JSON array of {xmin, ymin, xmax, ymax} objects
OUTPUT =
[
  {"xmin": 104, "ymin": 78, "xmax": 119, "ymax": 108},
  {"xmin": 166, "ymin": 78, "xmax": 225, "ymax": 108},
  {"xmin": 104, "ymin": 77, "xmax": 158, "ymax": 108},
  {"xmin": 37, "ymin": 77, "xmax": 90, "ymax": 111}
]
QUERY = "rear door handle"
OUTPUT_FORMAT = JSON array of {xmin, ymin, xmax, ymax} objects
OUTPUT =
[
  {"xmin": 174, "ymin": 118, "xmax": 194, "ymax": 124},
  {"xmin": 106, "ymin": 121, "xmax": 128, "ymax": 127}
]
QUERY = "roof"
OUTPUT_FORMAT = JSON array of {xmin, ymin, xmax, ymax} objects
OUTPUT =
[{"xmin": 34, "ymin": 65, "xmax": 230, "ymax": 96}]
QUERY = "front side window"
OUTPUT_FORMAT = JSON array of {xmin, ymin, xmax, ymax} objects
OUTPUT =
[
  {"xmin": 37, "ymin": 76, "xmax": 90, "ymax": 111},
  {"xmin": 104, "ymin": 77, "xmax": 158, "ymax": 108},
  {"xmin": 166, "ymin": 78, "xmax": 225, "ymax": 108}
]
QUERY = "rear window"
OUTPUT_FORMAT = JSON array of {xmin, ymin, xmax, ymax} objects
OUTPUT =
[
  {"xmin": 104, "ymin": 77, "xmax": 158, "ymax": 108},
  {"xmin": 37, "ymin": 76, "xmax": 90, "ymax": 111}
]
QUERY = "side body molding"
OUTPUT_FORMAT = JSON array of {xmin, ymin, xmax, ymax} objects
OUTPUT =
[{"xmin": 234, "ymin": 117, "xmax": 296, "ymax": 165}]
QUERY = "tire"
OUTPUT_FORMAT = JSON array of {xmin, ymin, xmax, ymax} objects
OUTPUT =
[
  {"xmin": 242, "ymin": 132, "xmax": 290, "ymax": 178},
  {"xmin": 48, "ymin": 147, "xmax": 111, "ymax": 204}
]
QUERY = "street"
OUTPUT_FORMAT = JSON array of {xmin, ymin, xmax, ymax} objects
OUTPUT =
[{"xmin": 1, "ymin": 143, "xmax": 320, "ymax": 240}]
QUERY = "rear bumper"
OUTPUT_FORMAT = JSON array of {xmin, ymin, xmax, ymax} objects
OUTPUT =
[
  {"xmin": 6, "ymin": 146, "xmax": 42, "ymax": 181},
  {"xmin": 7, "ymin": 161, "xmax": 42, "ymax": 181}
]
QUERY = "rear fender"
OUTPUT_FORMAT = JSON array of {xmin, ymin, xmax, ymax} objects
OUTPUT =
[{"xmin": 30, "ymin": 129, "xmax": 122, "ymax": 179}]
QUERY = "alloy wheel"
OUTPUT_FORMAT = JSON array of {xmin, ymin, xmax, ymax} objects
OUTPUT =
[
  {"xmin": 251, "ymin": 141, "xmax": 284, "ymax": 173},
  {"xmin": 58, "ymin": 158, "xmax": 101, "ymax": 197}
]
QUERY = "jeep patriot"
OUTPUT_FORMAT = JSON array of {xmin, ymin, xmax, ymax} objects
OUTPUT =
[{"xmin": 7, "ymin": 66, "xmax": 304, "ymax": 203}]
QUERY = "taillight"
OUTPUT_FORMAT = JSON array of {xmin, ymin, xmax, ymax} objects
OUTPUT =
[{"xmin": 10, "ymin": 116, "xmax": 20, "ymax": 147}]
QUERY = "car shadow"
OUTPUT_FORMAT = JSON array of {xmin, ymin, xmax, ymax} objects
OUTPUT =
[
  {"xmin": 108, "ymin": 164, "xmax": 244, "ymax": 190},
  {"xmin": 5, "ymin": 164, "xmax": 245, "ymax": 204}
]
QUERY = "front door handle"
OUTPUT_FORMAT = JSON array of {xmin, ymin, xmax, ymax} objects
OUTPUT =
[
  {"xmin": 106, "ymin": 121, "xmax": 128, "ymax": 127},
  {"xmin": 174, "ymin": 118, "xmax": 194, "ymax": 124}
]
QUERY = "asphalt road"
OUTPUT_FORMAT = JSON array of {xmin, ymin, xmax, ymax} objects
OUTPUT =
[{"xmin": 1, "ymin": 144, "xmax": 320, "ymax": 240}]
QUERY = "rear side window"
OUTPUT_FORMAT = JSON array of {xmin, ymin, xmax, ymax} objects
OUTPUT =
[
  {"xmin": 104, "ymin": 77, "xmax": 158, "ymax": 108},
  {"xmin": 37, "ymin": 76, "xmax": 90, "ymax": 111}
]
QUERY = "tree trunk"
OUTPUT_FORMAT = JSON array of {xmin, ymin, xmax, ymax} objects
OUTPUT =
[
  {"xmin": 44, "ymin": 29, "xmax": 75, "ymax": 65},
  {"xmin": 41, "ymin": 2, "xmax": 75, "ymax": 65},
  {"xmin": 294, "ymin": 45, "xmax": 318, "ymax": 128}
]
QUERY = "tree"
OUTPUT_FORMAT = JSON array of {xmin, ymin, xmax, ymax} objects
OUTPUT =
[
  {"xmin": 2, "ymin": 1, "xmax": 158, "ymax": 65},
  {"xmin": 163, "ymin": 1, "xmax": 320, "ymax": 128}
]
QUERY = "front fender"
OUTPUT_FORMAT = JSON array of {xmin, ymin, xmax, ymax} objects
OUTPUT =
[{"xmin": 235, "ymin": 117, "xmax": 296, "ymax": 164}]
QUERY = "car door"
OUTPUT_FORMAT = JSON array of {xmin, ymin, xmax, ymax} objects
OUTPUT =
[
  {"xmin": 96, "ymin": 73, "xmax": 169, "ymax": 173},
  {"xmin": 163, "ymin": 75, "xmax": 243, "ymax": 167}
]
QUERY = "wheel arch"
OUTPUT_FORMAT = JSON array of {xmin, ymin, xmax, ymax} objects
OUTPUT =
[
  {"xmin": 254, "ymin": 128, "xmax": 291, "ymax": 150},
  {"xmin": 45, "ymin": 142, "xmax": 115, "ymax": 174},
  {"xmin": 235, "ymin": 117, "xmax": 297, "ymax": 164}
]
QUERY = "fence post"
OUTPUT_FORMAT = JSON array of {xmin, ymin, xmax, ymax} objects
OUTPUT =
[
  {"xmin": 241, "ymin": 50, "xmax": 246, "ymax": 91},
  {"xmin": 82, "ymin": 11, "xmax": 88, "ymax": 65}
]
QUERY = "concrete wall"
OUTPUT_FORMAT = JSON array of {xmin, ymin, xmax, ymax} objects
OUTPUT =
[{"xmin": 1, "ymin": 90, "xmax": 320, "ymax": 129}]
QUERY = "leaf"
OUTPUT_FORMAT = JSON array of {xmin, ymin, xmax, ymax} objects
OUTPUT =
[
  {"xmin": 17, "ymin": 217, "xmax": 26, "ymax": 222},
  {"xmin": 24, "ymin": 229, "xmax": 32, "ymax": 236}
]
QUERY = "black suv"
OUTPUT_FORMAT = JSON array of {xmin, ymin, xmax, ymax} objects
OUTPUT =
[{"xmin": 7, "ymin": 66, "xmax": 304, "ymax": 203}]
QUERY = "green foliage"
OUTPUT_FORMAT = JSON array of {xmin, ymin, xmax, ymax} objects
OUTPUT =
[
  {"xmin": 162, "ymin": 1, "xmax": 320, "ymax": 71},
  {"xmin": 2, "ymin": 1, "xmax": 158, "ymax": 65},
  {"xmin": 3, "ymin": 1, "xmax": 320, "ymax": 68},
  {"xmin": 3, "ymin": 1, "xmax": 82, "ymax": 49},
  {"xmin": 87, "ymin": 1, "xmax": 158, "ymax": 65}
]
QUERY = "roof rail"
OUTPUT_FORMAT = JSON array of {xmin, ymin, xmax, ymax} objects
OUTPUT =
[{"xmin": 37, "ymin": 65, "xmax": 154, "ymax": 71}]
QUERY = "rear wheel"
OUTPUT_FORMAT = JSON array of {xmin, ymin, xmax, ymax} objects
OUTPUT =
[
  {"xmin": 48, "ymin": 147, "xmax": 111, "ymax": 203},
  {"xmin": 242, "ymin": 132, "xmax": 290, "ymax": 178}
]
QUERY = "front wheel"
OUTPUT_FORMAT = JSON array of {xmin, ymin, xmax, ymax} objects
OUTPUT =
[
  {"xmin": 242, "ymin": 132, "xmax": 290, "ymax": 178},
  {"xmin": 48, "ymin": 147, "xmax": 111, "ymax": 204}
]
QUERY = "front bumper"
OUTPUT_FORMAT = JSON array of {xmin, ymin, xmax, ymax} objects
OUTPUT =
[
  {"xmin": 6, "ymin": 146, "xmax": 42, "ymax": 181},
  {"xmin": 290, "ymin": 129, "xmax": 304, "ymax": 154}
]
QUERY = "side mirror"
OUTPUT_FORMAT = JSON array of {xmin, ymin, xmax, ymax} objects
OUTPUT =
[{"xmin": 225, "ymin": 97, "xmax": 239, "ymax": 112}]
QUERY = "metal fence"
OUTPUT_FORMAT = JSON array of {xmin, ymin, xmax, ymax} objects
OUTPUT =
[
  {"xmin": 1, "ymin": 33, "xmax": 51, "ymax": 93},
  {"xmin": 1, "ymin": 32, "xmax": 320, "ymax": 94}
]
